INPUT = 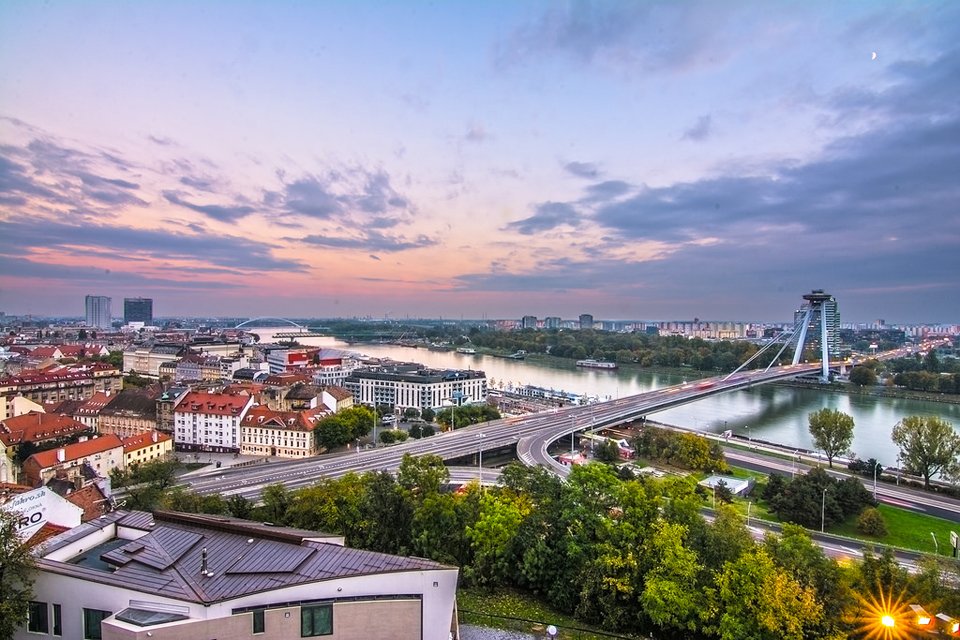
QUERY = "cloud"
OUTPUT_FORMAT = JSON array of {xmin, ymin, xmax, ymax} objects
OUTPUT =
[
  {"xmin": 179, "ymin": 175, "xmax": 217, "ymax": 191},
  {"xmin": 300, "ymin": 231, "xmax": 436, "ymax": 253},
  {"xmin": 496, "ymin": 1, "xmax": 735, "ymax": 72},
  {"xmin": 0, "ymin": 216, "xmax": 306, "ymax": 274},
  {"xmin": 581, "ymin": 180, "xmax": 633, "ymax": 202},
  {"xmin": 563, "ymin": 161, "xmax": 601, "ymax": 179},
  {"xmin": 163, "ymin": 191, "xmax": 255, "ymax": 222},
  {"xmin": 682, "ymin": 115, "xmax": 713, "ymax": 141},
  {"xmin": 465, "ymin": 123, "xmax": 490, "ymax": 143},
  {"xmin": 283, "ymin": 176, "xmax": 344, "ymax": 218},
  {"xmin": 503, "ymin": 201, "xmax": 581, "ymax": 235},
  {"xmin": 148, "ymin": 135, "xmax": 176, "ymax": 146}
]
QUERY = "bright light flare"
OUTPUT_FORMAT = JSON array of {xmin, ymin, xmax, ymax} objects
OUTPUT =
[{"xmin": 856, "ymin": 588, "xmax": 912, "ymax": 640}]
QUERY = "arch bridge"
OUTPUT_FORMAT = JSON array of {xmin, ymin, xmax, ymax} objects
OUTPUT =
[{"xmin": 235, "ymin": 317, "xmax": 308, "ymax": 330}]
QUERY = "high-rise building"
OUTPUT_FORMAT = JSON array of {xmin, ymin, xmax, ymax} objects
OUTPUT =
[
  {"xmin": 544, "ymin": 316, "xmax": 561, "ymax": 329},
  {"xmin": 521, "ymin": 315, "xmax": 538, "ymax": 329},
  {"xmin": 579, "ymin": 314, "xmax": 594, "ymax": 330},
  {"xmin": 124, "ymin": 297, "xmax": 153, "ymax": 324},
  {"xmin": 84, "ymin": 295, "xmax": 112, "ymax": 329}
]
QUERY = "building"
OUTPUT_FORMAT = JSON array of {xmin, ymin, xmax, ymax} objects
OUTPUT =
[
  {"xmin": 22, "ymin": 434, "xmax": 124, "ymax": 488},
  {"xmin": 17, "ymin": 509, "xmax": 459, "ymax": 640},
  {"xmin": 322, "ymin": 386, "xmax": 354, "ymax": 412},
  {"xmin": 121, "ymin": 431, "xmax": 173, "ymax": 467},
  {"xmin": 98, "ymin": 389, "xmax": 160, "ymax": 438},
  {"xmin": 155, "ymin": 387, "xmax": 189, "ymax": 434},
  {"xmin": 579, "ymin": 314, "xmax": 594, "ymax": 330},
  {"xmin": 240, "ymin": 406, "xmax": 323, "ymax": 458},
  {"xmin": 544, "ymin": 316, "xmax": 561, "ymax": 329},
  {"xmin": 123, "ymin": 297, "xmax": 153, "ymax": 325},
  {"xmin": 521, "ymin": 315, "xmax": 538, "ymax": 329},
  {"xmin": 0, "ymin": 412, "xmax": 93, "ymax": 454},
  {"xmin": 344, "ymin": 364, "xmax": 487, "ymax": 412},
  {"xmin": 173, "ymin": 391, "xmax": 255, "ymax": 453},
  {"xmin": 85, "ymin": 295, "xmax": 112, "ymax": 329},
  {"xmin": 0, "ymin": 363, "xmax": 123, "ymax": 405},
  {"xmin": 74, "ymin": 391, "xmax": 114, "ymax": 430}
]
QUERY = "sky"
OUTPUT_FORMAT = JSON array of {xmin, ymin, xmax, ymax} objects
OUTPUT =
[{"xmin": 1, "ymin": 1, "xmax": 958, "ymax": 324}]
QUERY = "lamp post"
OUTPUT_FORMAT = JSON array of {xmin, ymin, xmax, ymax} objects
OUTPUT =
[
  {"xmin": 896, "ymin": 453, "xmax": 901, "ymax": 486},
  {"xmin": 745, "ymin": 424, "xmax": 751, "ymax": 446},
  {"xmin": 873, "ymin": 461, "xmax": 880, "ymax": 499},
  {"xmin": 821, "ymin": 488, "xmax": 828, "ymax": 533},
  {"xmin": 477, "ymin": 433, "xmax": 486, "ymax": 485}
]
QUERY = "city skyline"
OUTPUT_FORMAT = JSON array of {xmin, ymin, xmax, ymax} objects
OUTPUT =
[{"xmin": 1, "ymin": 1, "xmax": 958, "ymax": 323}]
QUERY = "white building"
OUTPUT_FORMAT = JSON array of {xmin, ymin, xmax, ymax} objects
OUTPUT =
[
  {"xmin": 344, "ymin": 364, "xmax": 487, "ymax": 411},
  {"xmin": 85, "ymin": 295, "xmax": 112, "ymax": 330},
  {"xmin": 18, "ymin": 510, "xmax": 460, "ymax": 640},
  {"xmin": 173, "ymin": 391, "xmax": 254, "ymax": 453}
]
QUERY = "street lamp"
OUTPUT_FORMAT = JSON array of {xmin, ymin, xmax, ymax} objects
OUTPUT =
[
  {"xmin": 896, "ymin": 453, "xmax": 901, "ymax": 486},
  {"xmin": 873, "ymin": 461, "xmax": 881, "ymax": 499},
  {"xmin": 821, "ymin": 487, "xmax": 828, "ymax": 533},
  {"xmin": 477, "ymin": 433, "xmax": 486, "ymax": 485}
]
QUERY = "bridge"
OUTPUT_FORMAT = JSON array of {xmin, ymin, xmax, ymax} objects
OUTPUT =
[{"xmin": 235, "ymin": 317, "xmax": 309, "ymax": 330}]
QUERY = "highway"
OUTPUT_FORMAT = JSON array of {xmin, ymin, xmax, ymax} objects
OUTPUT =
[{"xmin": 189, "ymin": 361, "xmax": 829, "ymax": 499}]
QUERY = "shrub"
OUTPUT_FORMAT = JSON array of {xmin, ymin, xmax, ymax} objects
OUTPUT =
[{"xmin": 857, "ymin": 507, "xmax": 888, "ymax": 537}]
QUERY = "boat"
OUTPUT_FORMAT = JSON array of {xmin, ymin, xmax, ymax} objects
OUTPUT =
[
  {"xmin": 456, "ymin": 347, "xmax": 477, "ymax": 354},
  {"xmin": 576, "ymin": 359, "xmax": 618, "ymax": 370}
]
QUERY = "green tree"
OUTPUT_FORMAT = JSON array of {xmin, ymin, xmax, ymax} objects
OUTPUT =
[
  {"xmin": 892, "ymin": 415, "xmax": 960, "ymax": 489},
  {"xmin": 397, "ymin": 454, "xmax": 448, "ymax": 499},
  {"xmin": 0, "ymin": 510, "xmax": 35, "ymax": 640},
  {"xmin": 594, "ymin": 439, "xmax": 621, "ymax": 463},
  {"xmin": 848, "ymin": 366, "xmax": 877, "ymax": 387},
  {"xmin": 713, "ymin": 548, "xmax": 823, "ymax": 640},
  {"xmin": 259, "ymin": 484, "xmax": 291, "ymax": 524},
  {"xmin": 641, "ymin": 521, "xmax": 705, "ymax": 634},
  {"xmin": 807, "ymin": 408, "xmax": 854, "ymax": 468},
  {"xmin": 856, "ymin": 507, "xmax": 887, "ymax": 537}
]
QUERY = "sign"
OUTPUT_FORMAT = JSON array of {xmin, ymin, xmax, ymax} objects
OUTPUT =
[
  {"xmin": 951, "ymin": 531, "xmax": 958, "ymax": 549},
  {"xmin": 2, "ymin": 487, "xmax": 83, "ymax": 541}
]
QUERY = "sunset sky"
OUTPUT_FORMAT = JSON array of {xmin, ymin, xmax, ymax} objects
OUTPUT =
[{"xmin": 1, "ymin": 1, "xmax": 958, "ymax": 323}]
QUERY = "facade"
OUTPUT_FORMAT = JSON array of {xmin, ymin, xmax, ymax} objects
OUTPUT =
[
  {"xmin": 122, "ymin": 431, "xmax": 173, "ymax": 467},
  {"xmin": 240, "ymin": 405, "xmax": 322, "ymax": 458},
  {"xmin": 75, "ymin": 391, "xmax": 114, "ymax": 430},
  {"xmin": 155, "ymin": 387, "xmax": 189, "ymax": 434},
  {"xmin": 173, "ymin": 391, "xmax": 255, "ymax": 453},
  {"xmin": 521, "ymin": 315, "xmax": 538, "ymax": 329},
  {"xmin": 85, "ymin": 295, "xmax": 112, "ymax": 329},
  {"xmin": 322, "ymin": 386, "xmax": 354, "ymax": 412},
  {"xmin": 794, "ymin": 290, "xmax": 842, "ymax": 359},
  {"xmin": 123, "ymin": 297, "xmax": 153, "ymax": 325},
  {"xmin": 0, "ymin": 363, "xmax": 123, "ymax": 405},
  {"xmin": 22, "ymin": 434, "xmax": 124, "ymax": 487},
  {"xmin": 98, "ymin": 389, "xmax": 160, "ymax": 438},
  {"xmin": 344, "ymin": 364, "xmax": 487, "ymax": 411},
  {"xmin": 544, "ymin": 316, "xmax": 561, "ymax": 329},
  {"xmin": 579, "ymin": 313, "xmax": 594, "ymax": 330},
  {"xmin": 18, "ymin": 510, "xmax": 459, "ymax": 640}
]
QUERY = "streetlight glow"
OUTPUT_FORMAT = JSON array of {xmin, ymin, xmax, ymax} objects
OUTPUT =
[{"xmin": 881, "ymin": 615, "xmax": 895, "ymax": 628}]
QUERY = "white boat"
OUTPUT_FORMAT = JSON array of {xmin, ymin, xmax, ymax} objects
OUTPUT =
[
  {"xmin": 576, "ymin": 359, "xmax": 618, "ymax": 370},
  {"xmin": 457, "ymin": 347, "xmax": 477, "ymax": 354}
]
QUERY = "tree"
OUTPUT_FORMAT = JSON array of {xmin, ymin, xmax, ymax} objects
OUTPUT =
[
  {"xmin": 892, "ymin": 415, "xmax": 960, "ymax": 489},
  {"xmin": 857, "ymin": 508, "xmax": 887, "ymax": 537},
  {"xmin": 594, "ymin": 439, "xmax": 621, "ymax": 463},
  {"xmin": 421, "ymin": 407, "xmax": 435, "ymax": 422},
  {"xmin": 0, "ymin": 509, "xmax": 35, "ymax": 640},
  {"xmin": 848, "ymin": 366, "xmax": 877, "ymax": 387},
  {"xmin": 807, "ymin": 408, "xmax": 854, "ymax": 468}
]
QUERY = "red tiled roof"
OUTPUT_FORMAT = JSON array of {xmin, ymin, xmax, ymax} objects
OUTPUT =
[
  {"xmin": 324, "ymin": 385, "xmax": 352, "ymax": 401},
  {"xmin": 65, "ymin": 483, "xmax": 111, "ymax": 521},
  {"xmin": 121, "ymin": 431, "xmax": 172, "ymax": 453},
  {"xmin": 31, "ymin": 346, "xmax": 62, "ymax": 358},
  {"xmin": 75, "ymin": 391, "xmax": 113, "ymax": 415},
  {"xmin": 27, "ymin": 435, "xmax": 124, "ymax": 470},
  {"xmin": 0, "ymin": 413, "xmax": 91, "ymax": 447},
  {"xmin": 175, "ymin": 391, "xmax": 252, "ymax": 417},
  {"xmin": 27, "ymin": 522, "xmax": 71, "ymax": 548},
  {"xmin": 241, "ymin": 406, "xmax": 325, "ymax": 432}
]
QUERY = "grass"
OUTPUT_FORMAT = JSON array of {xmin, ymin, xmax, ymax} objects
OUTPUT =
[
  {"xmin": 458, "ymin": 587, "xmax": 641, "ymax": 639},
  {"xmin": 831, "ymin": 504, "xmax": 957, "ymax": 553}
]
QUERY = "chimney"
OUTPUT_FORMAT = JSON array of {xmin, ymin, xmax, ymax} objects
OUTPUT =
[
  {"xmin": 201, "ymin": 547, "xmax": 208, "ymax": 575},
  {"xmin": 56, "ymin": 448, "xmax": 66, "ymax": 463},
  {"xmin": 151, "ymin": 431, "xmax": 158, "ymax": 443}
]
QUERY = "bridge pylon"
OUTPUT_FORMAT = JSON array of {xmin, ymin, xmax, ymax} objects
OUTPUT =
[{"xmin": 792, "ymin": 289, "xmax": 840, "ymax": 381}]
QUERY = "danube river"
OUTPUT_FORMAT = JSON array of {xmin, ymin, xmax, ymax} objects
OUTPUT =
[{"xmin": 252, "ymin": 329, "xmax": 960, "ymax": 467}]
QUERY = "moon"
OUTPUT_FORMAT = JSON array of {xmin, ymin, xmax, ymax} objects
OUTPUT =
[{"xmin": 871, "ymin": 51, "xmax": 878, "ymax": 60}]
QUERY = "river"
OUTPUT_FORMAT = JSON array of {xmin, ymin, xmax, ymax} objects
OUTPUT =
[{"xmin": 250, "ymin": 329, "xmax": 960, "ymax": 467}]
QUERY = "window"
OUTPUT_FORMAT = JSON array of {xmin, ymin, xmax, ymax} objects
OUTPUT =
[
  {"xmin": 53, "ymin": 604, "xmax": 62, "ymax": 636},
  {"xmin": 83, "ymin": 608, "xmax": 112, "ymax": 639},
  {"xmin": 252, "ymin": 609, "xmax": 265, "ymax": 634},
  {"xmin": 28, "ymin": 601, "xmax": 49, "ymax": 633},
  {"xmin": 300, "ymin": 604, "xmax": 332, "ymax": 636}
]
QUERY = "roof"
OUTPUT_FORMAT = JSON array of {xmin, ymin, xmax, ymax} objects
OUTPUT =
[
  {"xmin": 122, "ymin": 431, "xmax": 172, "ymax": 453},
  {"xmin": 37, "ymin": 510, "xmax": 452, "ymax": 604},
  {"xmin": 27, "ymin": 435, "xmax": 124, "ymax": 470},
  {"xmin": 175, "ymin": 391, "xmax": 252, "ymax": 417},
  {"xmin": 285, "ymin": 383, "xmax": 322, "ymax": 400},
  {"xmin": 100, "ymin": 388, "xmax": 159, "ymax": 419},
  {"xmin": 0, "ymin": 412, "xmax": 91, "ymax": 447},
  {"xmin": 242, "ymin": 406, "xmax": 325, "ymax": 432},
  {"xmin": 63, "ymin": 483, "xmax": 111, "ymax": 521},
  {"xmin": 75, "ymin": 391, "xmax": 113, "ymax": 416},
  {"xmin": 323, "ymin": 385, "xmax": 352, "ymax": 401}
]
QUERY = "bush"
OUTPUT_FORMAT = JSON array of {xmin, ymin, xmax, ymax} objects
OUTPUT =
[
  {"xmin": 379, "ymin": 429, "xmax": 409, "ymax": 445},
  {"xmin": 857, "ymin": 507, "xmax": 888, "ymax": 536}
]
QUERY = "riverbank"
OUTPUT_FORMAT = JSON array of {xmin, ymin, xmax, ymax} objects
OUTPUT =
[{"xmin": 772, "ymin": 379, "xmax": 960, "ymax": 405}]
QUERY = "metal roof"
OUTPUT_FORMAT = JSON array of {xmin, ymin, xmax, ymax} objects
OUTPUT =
[{"xmin": 36, "ymin": 510, "xmax": 452, "ymax": 605}]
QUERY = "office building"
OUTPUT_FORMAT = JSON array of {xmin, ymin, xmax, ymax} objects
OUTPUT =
[
  {"xmin": 85, "ymin": 295, "xmax": 112, "ymax": 329},
  {"xmin": 521, "ymin": 315, "xmax": 538, "ymax": 329},
  {"xmin": 123, "ymin": 297, "xmax": 153, "ymax": 325},
  {"xmin": 344, "ymin": 363, "xmax": 487, "ymax": 412},
  {"xmin": 579, "ymin": 314, "xmax": 594, "ymax": 330},
  {"xmin": 544, "ymin": 316, "xmax": 561, "ymax": 329},
  {"xmin": 793, "ymin": 290, "xmax": 841, "ymax": 360}
]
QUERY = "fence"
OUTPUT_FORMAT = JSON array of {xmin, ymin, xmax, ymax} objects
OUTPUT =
[{"xmin": 458, "ymin": 609, "xmax": 651, "ymax": 640}]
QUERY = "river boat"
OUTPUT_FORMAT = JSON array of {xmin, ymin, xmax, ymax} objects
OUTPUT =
[
  {"xmin": 456, "ymin": 347, "xmax": 477, "ymax": 354},
  {"xmin": 576, "ymin": 359, "xmax": 618, "ymax": 370}
]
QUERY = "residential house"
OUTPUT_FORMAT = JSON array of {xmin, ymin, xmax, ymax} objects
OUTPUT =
[
  {"xmin": 17, "ymin": 510, "xmax": 459, "ymax": 640},
  {"xmin": 121, "ymin": 431, "xmax": 173, "ymax": 468},
  {"xmin": 99, "ymin": 389, "xmax": 160, "ymax": 438},
  {"xmin": 173, "ymin": 391, "xmax": 254, "ymax": 453},
  {"xmin": 240, "ymin": 406, "xmax": 323, "ymax": 458},
  {"xmin": 22, "ymin": 435, "xmax": 124, "ymax": 488}
]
